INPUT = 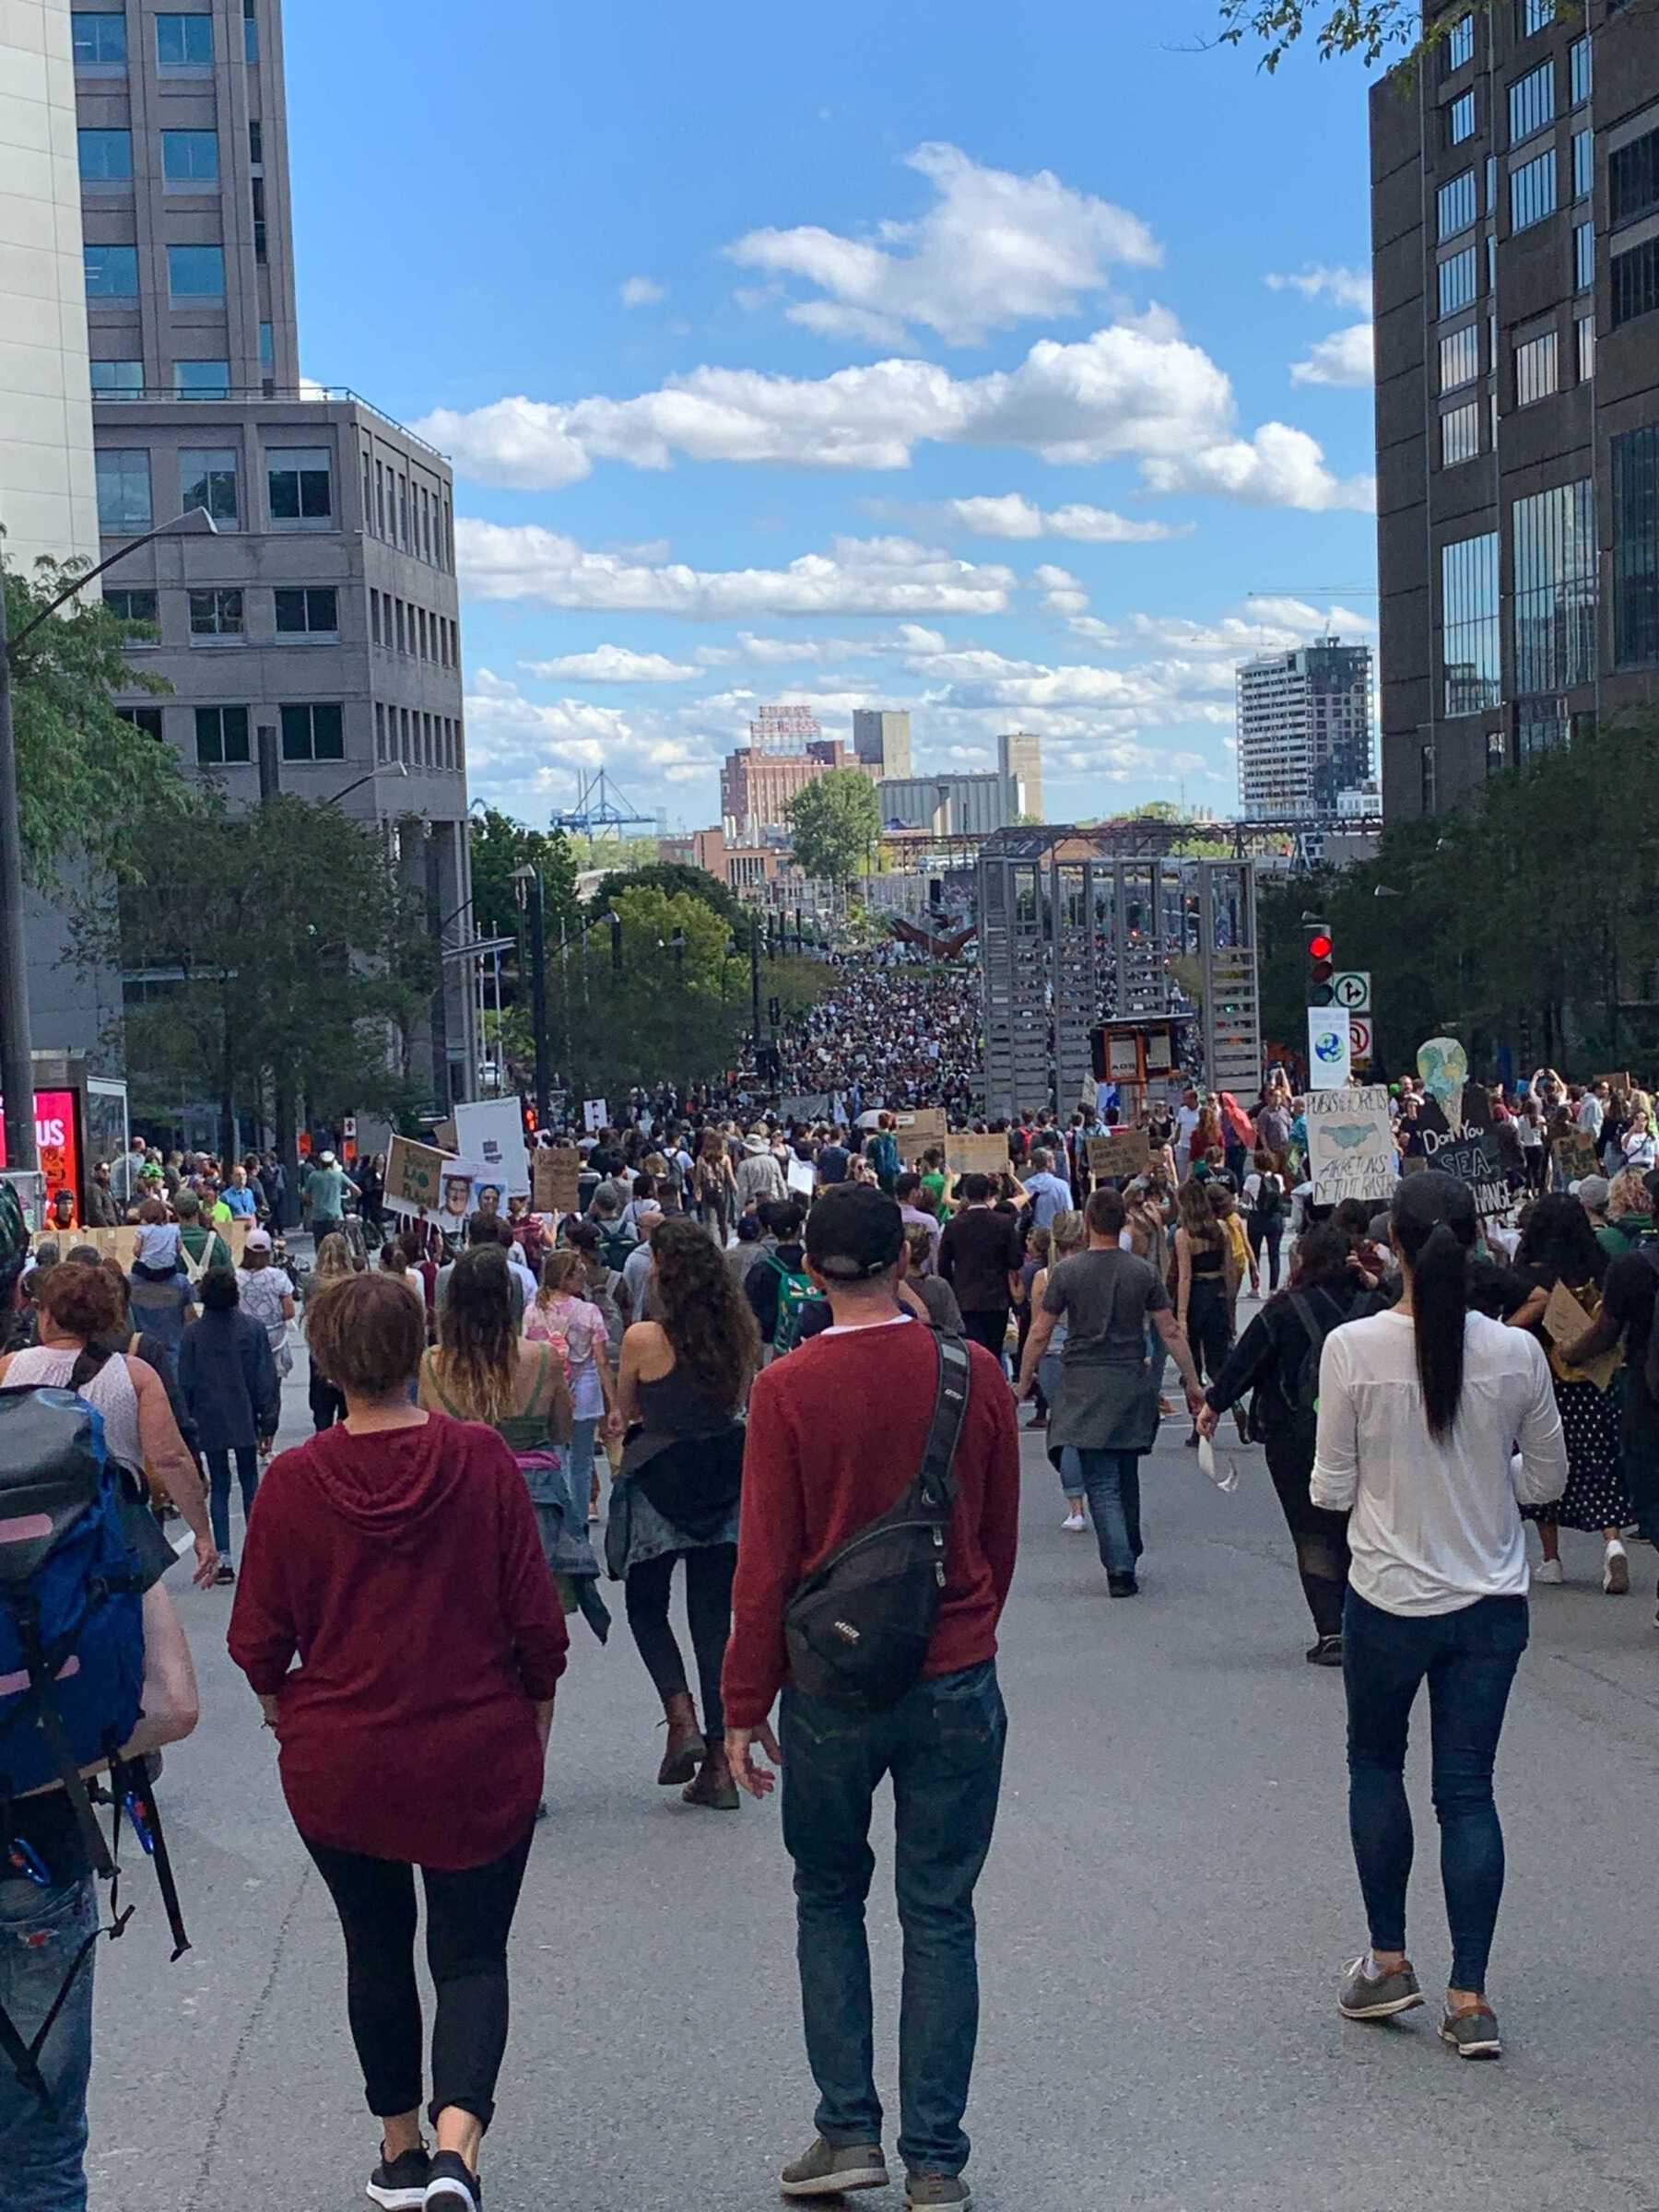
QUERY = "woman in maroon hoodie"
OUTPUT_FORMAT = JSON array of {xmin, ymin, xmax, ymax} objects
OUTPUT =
[{"xmin": 229, "ymin": 1272, "xmax": 566, "ymax": 2212}]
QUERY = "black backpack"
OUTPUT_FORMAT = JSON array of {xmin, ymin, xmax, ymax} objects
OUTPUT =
[
  {"xmin": 1280, "ymin": 1290, "xmax": 1344, "ymax": 1451},
  {"xmin": 782, "ymin": 1333, "xmax": 971, "ymax": 1713}
]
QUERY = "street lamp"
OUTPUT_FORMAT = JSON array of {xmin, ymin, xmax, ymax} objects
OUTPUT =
[
  {"xmin": 510, "ymin": 865, "xmax": 550, "ymax": 1132},
  {"xmin": 323, "ymin": 760, "xmax": 407, "ymax": 808},
  {"xmin": 0, "ymin": 506, "xmax": 218, "ymax": 1176}
]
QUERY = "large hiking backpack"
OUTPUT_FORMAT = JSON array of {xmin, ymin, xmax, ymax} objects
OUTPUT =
[
  {"xmin": 765, "ymin": 1251, "xmax": 818, "ymax": 1356},
  {"xmin": 0, "ymin": 1384, "xmax": 191, "ymax": 2109}
]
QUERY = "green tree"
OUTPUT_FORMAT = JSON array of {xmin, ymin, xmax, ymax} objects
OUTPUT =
[
  {"xmin": 592, "ymin": 859, "xmax": 753, "ymax": 944},
  {"xmin": 4, "ymin": 556, "xmax": 185, "ymax": 889},
  {"xmin": 1214, "ymin": 2, "xmax": 1621, "ymax": 74},
  {"xmin": 466, "ymin": 807, "xmax": 580, "ymax": 943},
  {"xmin": 789, "ymin": 768, "xmax": 883, "ymax": 883}
]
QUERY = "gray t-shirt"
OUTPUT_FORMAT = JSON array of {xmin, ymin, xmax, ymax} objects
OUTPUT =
[{"xmin": 1042, "ymin": 1248, "xmax": 1169, "ymax": 1366}]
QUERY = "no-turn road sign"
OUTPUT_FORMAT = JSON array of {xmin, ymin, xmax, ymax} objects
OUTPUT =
[{"xmin": 1332, "ymin": 971, "xmax": 1371, "ymax": 1013}]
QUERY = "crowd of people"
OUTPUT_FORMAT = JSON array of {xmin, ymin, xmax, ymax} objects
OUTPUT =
[
  {"xmin": 775, "ymin": 948, "xmax": 982, "ymax": 1117},
  {"xmin": 6, "ymin": 1041, "xmax": 1659, "ymax": 2212}
]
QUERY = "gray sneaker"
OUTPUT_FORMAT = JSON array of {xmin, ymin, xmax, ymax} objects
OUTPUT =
[
  {"xmin": 1337, "ymin": 1954, "xmax": 1425, "ymax": 2020},
  {"xmin": 781, "ymin": 2137, "xmax": 889, "ymax": 2197},
  {"xmin": 907, "ymin": 2180, "xmax": 972, "ymax": 2210},
  {"xmin": 1440, "ymin": 2002, "xmax": 1502, "ymax": 2059}
]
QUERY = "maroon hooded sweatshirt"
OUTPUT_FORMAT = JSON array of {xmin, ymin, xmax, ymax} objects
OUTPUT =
[{"xmin": 229, "ymin": 1411, "xmax": 567, "ymax": 1869}]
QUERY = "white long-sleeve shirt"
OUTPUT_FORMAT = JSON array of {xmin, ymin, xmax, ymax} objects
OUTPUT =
[{"xmin": 1311, "ymin": 1308, "xmax": 1566, "ymax": 1617}]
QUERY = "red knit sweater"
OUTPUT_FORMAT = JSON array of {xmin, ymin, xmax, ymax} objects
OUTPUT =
[
  {"xmin": 228, "ymin": 1412, "xmax": 567, "ymax": 1869},
  {"xmin": 724, "ymin": 1320, "xmax": 1019, "ymax": 1730}
]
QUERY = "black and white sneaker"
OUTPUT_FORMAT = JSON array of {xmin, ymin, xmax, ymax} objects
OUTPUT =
[
  {"xmin": 424, "ymin": 2151, "xmax": 482, "ymax": 2212},
  {"xmin": 368, "ymin": 2147, "xmax": 429, "ymax": 2210}
]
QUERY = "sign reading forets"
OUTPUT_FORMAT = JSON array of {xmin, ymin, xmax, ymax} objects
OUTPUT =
[{"xmin": 1306, "ymin": 1087, "xmax": 1394, "ymax": 1206}]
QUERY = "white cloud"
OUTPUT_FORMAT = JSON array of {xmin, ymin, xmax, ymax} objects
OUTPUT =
[
  {"xmin": 1033, "ymin": 563, "xmax": 1089, "ymax": 618},
  {"xmin": 1290, "ymin": 322, "xmax": 1375, "ymax": 388},
  {"xmin": 946, "ymin": 492, "xmax": 1185, "ymax": 543},
  {"xmin": 421, "ymin": 323, "xmax": 1369, "ymax": 513},
  {"xmin": 463, "ymin": 675, "xmax": 719, "ymax": 810},
  {"xmin": 1069, "ymin": 595, "xmax": 1376, "ymax": 657},
  {"xmin": 520, "ymin": 645, "xmax": 700, "ymax": 683},
  {"xmin": 620, "ymin": 276, "xmax": 666, "ymax": 307},
  {"xmin": 726, "ymin": 143, "xmax": 1159, "ymax": 347},
  {"xmin": 1265, "ymin": 265, "xmax": 1373, "ymax": 314},
  {"xmin": 455, "ymin": 524, "xmax": 1018, "ymax": 619}
]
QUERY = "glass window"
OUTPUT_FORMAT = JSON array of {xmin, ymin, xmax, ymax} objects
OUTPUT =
[
  {"xmin": 161, "ymin": 129, "xmax": 218, "ymax": 183},
  {"xmin": 1439, "ymin": 245, "xmax": 1478, "ymax": 316},
  {"xmin": 174, "ymin": 359, "xmax": 230, "ymax": 397},
  {"xmin": 1441, "ymin": 534, "xmax": 1501, "ymax": 714},
  {"xmin": 1573, "ymin": 130, "xmax": 1593, "ymax": 202},
  {"xmin": 77, "ymin": 128, "xmax": 131, "ymax": 182},
  {"xmin": 95, "ymin": 448, "xmax": 150, "ymax": 532},
  {"xmin": 118, "ymin": 706, "xmax": 164, "ymax": 742},
  {"xmin": 1519, "ymin": 0, "xmax": 1553, "ymax": 35},
  {"xmin": 279, "ymin": 702, "xmax": 345, "ymax": 761},
  {"xmin": 1439, "ymin": 169, "xmax": 1477, "ymax": 240},
  {"xmin": 274, "ymin": 587, "xmax": 338, "ymax": 637},
  {"xmin": 1448, "ymin": 90, "xmax": 1477, "ymax": 145},
  {"xmin": 1512, "ymin": 477, "xmax": 1597, "ymax": 694},
  {"xmin": 1577, "ymin": 312, "xmax": 1595, "ymax": 379},
  {"xmin": 167, "ymin": 244, "xmax": 225, "ymax": 300},
  {"xmin": 266, "ymin": 447, "xmax": 332, "ymax": 525},
  {"xmin": 72, "ymin": 13, "xmax": 127, "ymax": 64},
  {"xmin": 179, "ymin": 447, "xmax": 239, "ymax": 523},
  {"xmin": 1514, "ymin": 328, "xmax": 1559, "ymax": 404},
  {"xmin": 188, "ymin": 588, "xmax": 243, "ymax": 640},
  {"xmin": 1487, "ymin": 153, "xmax": 1499, "ymax": 214},
  {"xmin": 1441, "ymin": 400, "xmax": 1481, "ymax": 466},
  {"xmin": 1509, "ymin": 62, "xmax": 1554, "ymax": 146},
  {"xmin": 155, "ymin": 12, "xmax": 213, "ymax": 66},
  {"xmin": 104, "ymin": 589, "xmax": 158, "ymax": 633},
  {"xmin": 194, "ymin": 706, "xmax": 250, "ymax": 765},
  {"xmin": 1446, "ymin": 14, "xmax": 1474, "ymax": 70},
  {"xmin": 259, "ymin": 320, "xmax": 274, "ymax": 372},
  {"xmin": 375, "ymin": 702, "xmax": 387, "ymax": 761},
  {"xmin": 1570, "ymin": 35, "xmax": 1591, "ymax": 107},
  {"xmin": 1609, "ymin": 127, "xmax": 1659, "ymax": 229},
  {"xmin": 243, "ymin": 0, "xmax": 258, "ymax": 63},
  {"xmin": 1611, "ymin": 236, "xmax": 1659, "ymax": 327},
  {"xmin": 1575, "ymin": 220, "xmax": 1595, "ymax": 291},
  {"xmin": 252, "ymin": 176, "xmax": 266, "ymax": 262},
  {"xmin": 84, "ymin": 243, "xmax": 137, "ymax": 297},
  {"xmin": 1613, "ymin": 424, "xmax": 1659, "ymax": 667},
  {"xmin": 1511, "ymin": 149, "xmax": 1558, "ymax": 231},
  {"xmin": 1440, "ymin": 324, "xmax": 1480, "ymax": 390},
  {"xmin": 90, "ymin": 359, "xmax": 143, "ymax": 398},
  {"xmin": 1515, "ymin": 698, "xmax": 1569, "ymax": 758},
  {"xmin": 249, "ymin": 121, "xmax": 263, "ymax": 165}
]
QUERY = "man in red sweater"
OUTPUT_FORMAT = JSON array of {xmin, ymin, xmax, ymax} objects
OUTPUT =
[{"xmin": 725, "ymin": 1186, "xmax": 1019, "ymax": 2212}]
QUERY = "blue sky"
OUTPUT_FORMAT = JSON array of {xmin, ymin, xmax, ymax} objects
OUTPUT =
[{"xmin": 282, "ymin": 0, "xmax": 1382, "ymax": 830}]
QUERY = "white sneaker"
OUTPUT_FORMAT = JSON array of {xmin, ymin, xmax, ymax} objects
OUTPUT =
[
  {"xmin": 1534, "ymin": 1558, "xmax": 1565, "ymax": 1585},
  {"xmin": 1062, "ymin": 1512, "xmax": 1087, "ymax": 1533},
  {"xmin": 1604, "ymin": 1538, "xmax": 1630, "ymax": 1594}
]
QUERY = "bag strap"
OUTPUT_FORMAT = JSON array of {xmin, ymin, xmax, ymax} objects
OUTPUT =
[
  {"xmin": 1288, "ymin": 1289, "xmax": 1337, "ymax": 1369},
  {"xmin": 915, "ymin": 1330, "xmax": 972, "ymax": 1514}
]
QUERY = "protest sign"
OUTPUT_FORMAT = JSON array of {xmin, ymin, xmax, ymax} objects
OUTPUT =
[
  {"xmin": 786, "ymin": 1156, "xmax": 816, "ymax": 1197},
  {"xmin": 532, "ymin": 1145, "xmax": 582, "ymax": 1215},
  {"xmin": 1088, "ymin": 1128, "xmax": 1151, "ymax": 1182},
  {"xmin": 383, "ymin": 1135, "xmax": 453, "ymax": 1218},
  {"xmin": 1541, "ymin": 1278, "xmax": 1621, "ymax": 1393},
  {"xmin": 946, "ymin": 1134, "xmax": 1010, "ymax": 1181},
  {"xmin": 1594, "ymin": 1071, "xmax": 1632, "ymax": 1097},
  {"xmin": 582, "ymin": 1099, "xmax": 608, "ymax": 1135},
  {"xmin": 897, "ymin": 1109, "xmax": 947, "ymax": 1163},
  {"xmin": 1306, "ymin": 1087, "xmax": 1395, "ymax": 1206},
  {"xmin": 780, "ymin": 1092, "xmax": 832, "ymax": 1123},
  {"xmin": 1421, "ymin": 1126, "xmax": 1510, "ymax": 1215},
  {"xmin": 455, "ymin": 1100, "xmax": 531, "ymax": 1196},
  {"xmin": 1552, "ymin": 1131, "xmax": 1599, "ymax": 1183}
]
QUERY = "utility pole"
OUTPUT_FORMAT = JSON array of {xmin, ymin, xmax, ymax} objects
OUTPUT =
[
  {"xmin": 0, "ymin": 580, "xmax": 38, "ymax": 1175},
  {"xmin": 749, "ymin": 919, "xmax": 763, "ymax": 1060},
  {"xmin": 512, "ymin": 866, "xmax": 550, "ymax": 1130}
]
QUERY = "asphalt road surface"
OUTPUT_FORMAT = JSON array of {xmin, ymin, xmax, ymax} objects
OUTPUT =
[{"xmin": 86, "ymin": 1352, "xmax": 1659, "ymax": 2212}]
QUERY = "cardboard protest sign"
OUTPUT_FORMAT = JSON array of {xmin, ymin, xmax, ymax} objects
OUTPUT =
[
  {"xmin": 1594, "ymin": 1071, "xmax": 1632, "ymax": 1097},
  {"xmin": 455, "ymin": 1100, "xmax": 531, "ymax": 1196},
  {"xmin": 1541, "ymin": 1278, "xmax": 1621, "ymax": 1393},
  {"xmin": 383, "ymin": 1135, "xmax": 454, "ymax": 1218},
  {"xmin": 1306, "ymin": 1087, "xmax": 1395, "ymax": 1206},
  {"xmin": 946, "ymin": 1134, "xmax": 1010, "ymax": 1181},
  {"xmin": 1421, "ymin": 1127, "xmax": 1510, "ymax": 1215},
  {"xmin": 38, "ymin": 1225, "xmax": 138, "ymax": 1268},
  {"xmin": 1088, "ymin": 1128, "xmax": 1151, "ymax": 1182},
  {"xmin": 532, "ymin": 1145, "xmax": 582, "ymax": 1215},
  {"xmin": 897, "ymin": 1109, "xmax": 947, "ymax": 1163},
  {"xmin": 1552, "ymin": 1131, "xmax": 1599, "ymax": 1182}
]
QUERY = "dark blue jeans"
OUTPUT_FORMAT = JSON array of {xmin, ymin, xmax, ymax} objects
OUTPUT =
[
  {"xmin": 1343, "ymin": 1589, "xmax": 1528, "ymax": 1993},
  {"xmin": 780, "ymin": 1662, "xmax": 1006, "ymax": 2178},
  {"xmin": 1076, "ymin": 1450, "xmax": 1143, "ymax": 1577}
]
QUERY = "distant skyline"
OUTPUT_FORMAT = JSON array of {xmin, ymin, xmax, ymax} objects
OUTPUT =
[{"xmin": 283, "ymin": 0, "xmax": 1381, "ymax": 830}]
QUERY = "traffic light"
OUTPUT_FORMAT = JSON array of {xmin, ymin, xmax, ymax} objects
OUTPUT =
[{"xmin": 1306, "ymin": 922, "xmax": 1335, "ymax": 1006}]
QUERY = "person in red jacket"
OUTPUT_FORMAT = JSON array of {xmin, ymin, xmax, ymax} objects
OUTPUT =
[
  {"xmin": 724, "ymin": 1185, "xmax": 1019, "ymax": 2212},
  {"xmin": 228, "ymin": 1273, "xmax": 566, "ymax": 2212}
]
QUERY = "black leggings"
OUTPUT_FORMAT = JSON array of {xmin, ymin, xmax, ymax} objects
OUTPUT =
[
  {"xmin": 310, "ymin": 1371, "xmax": 346, "ymax": 1430},
  {"xmin": 304, "ymin": 1830, "xmax": 534, "ymax": 2131},
  {"xmin": 624, "ymin": 1543, "xmax": 737, "ymax": 1736},
  {"xmin": 1247, "ymin": 1213, "xmax": 1284, "ymax": 1291},
  {"xmin": 1185, "ymin": 1277, "xmax": 1233, "ymax": 1389},
  {"xmin": 1265, "ymin": 1431, "xmax": 1352, "ymax": 1641}
]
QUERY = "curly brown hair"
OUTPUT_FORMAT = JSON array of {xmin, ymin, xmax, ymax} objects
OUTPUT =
[
  {"xmin": 652, "ymin": 1217, "xmax": 759, "ymax": 1407},
  {"xmin": 33, "ymin": 1262, "xmax": 124, "ymax": 1342}
]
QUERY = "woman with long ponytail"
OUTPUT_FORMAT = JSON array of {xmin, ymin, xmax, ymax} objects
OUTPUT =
[{"xmin": 1311, "ymin": 1171, "xmax": 1566, "ymax": 2061}]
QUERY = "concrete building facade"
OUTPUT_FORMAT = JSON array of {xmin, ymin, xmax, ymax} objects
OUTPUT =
[
  {"xmin": 719, "ymin": 737, "xmax": 860, "ymax": 839},
  {"xmin": 997, "ymin": 728, "xmax": 1044, "ymax": 821},
  {"xmin": 71, "ymin": 0, "xmax": 474, "ymax": 1107},
  {"xmin": 877, "ymin": 770, "xmax": 1014, "ymax": 838},
  {"xmin": 1371, "ymin": 0, "xmax": 1659, "ymax": 818},
  {"xmin": 1236, "ymin": 639, "xmax": 1374, "ymax": 818},
  {"xmin": 853, "ymin": 706, "xmax": 912, "ymax": 779}
]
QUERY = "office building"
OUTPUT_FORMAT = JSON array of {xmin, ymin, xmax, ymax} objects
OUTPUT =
[
  {"xmin": 1371, "ymin": 0, "xmax": 1659, "ymax": 818},
  {"xmin": 1236, "ymin": 638, "xmax": 1374, "ymax": 818},
  {"xmin": 997, "ymin": 728, "xmax": 1044, "ymax": 820},
  {"xmin": 720, "ymin": 736, "xmax": 860, "ymax": 839},
  {"xmin": 853, "ymin": 706, "xmax": 912, "ymax": 778},
  {"xmin": 877, "ymin": 770, "xmax": 1013, "ymax": 838},
  {"xmin": 71, "ymin": 0, "xmax": 474, "ymax": 1105}
]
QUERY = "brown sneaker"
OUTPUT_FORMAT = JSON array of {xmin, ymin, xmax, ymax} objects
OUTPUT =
[
  {"xmin": 1440, "ymin": 2001, "xmax": 1501, "ymax": 2059},
  {"xmin": 1338, "ymin": 1955, "xmax": 1425, "ymax": 2020},
  {"xmin": 657, "ymin": 1692, "xmax": 705, "ymax": 1785},
  {"xmin": 781, "ymin": 2136, "xmax": 888, "ymax": 2196},
  {"xmin": 681, "ymin": 1749, "xmax": 739, "ymax": 1811}
]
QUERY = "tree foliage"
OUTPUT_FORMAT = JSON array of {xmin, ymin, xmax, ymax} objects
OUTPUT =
[
  {"xmin": 4, "ymin": 557, "xmax": 187, "ymax": 891},
  {"xmin": 789, "ymin": 768, "xmax": 883, "ymax": 884},
  {"xmin": 592, "ymin": 860, "xmax": 753, "ymax": 944},
  {"xmin": 466, "ymin": 808, "xmax": 580, "ymax": 944},
  {"xmin": 1258, "ymin": 717, "xmax": 1659, "ymax": 1077}
]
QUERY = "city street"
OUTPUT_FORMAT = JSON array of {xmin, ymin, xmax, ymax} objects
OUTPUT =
[{"xmin": 86, "ymin": 1355, "xmax": 1659, "ymax": 2212}]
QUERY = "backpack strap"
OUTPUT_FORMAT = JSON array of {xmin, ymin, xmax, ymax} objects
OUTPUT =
[
  {"xmin": 916, "ymin": 1331, "xmax": 972, "ymax": 1516},
  {"xmin": 1288, "ymin": 1289, "xmax": 1340, "ymax": 1367},
  {"xmin": 0, "ymin": 1598, "xmax": 116, "ymax": 1880},
  {"xmin": 111, "ymin": 1757, "xmax": 191, "ymax": 1963}
]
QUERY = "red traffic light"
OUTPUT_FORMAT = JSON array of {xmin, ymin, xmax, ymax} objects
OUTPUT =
[{"xmin": 1307, "ymin": 931, "xmax": 1333, "ymax": 961}]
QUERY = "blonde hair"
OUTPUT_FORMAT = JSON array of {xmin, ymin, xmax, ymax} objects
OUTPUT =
[
  {"xmin": 1051, "ymin": 1208, "xmax": 1087, "ymax": 1258},
  {"xmin": 1608, "ymin": 1167, "xmax": 1652, "ymax": 1219},
  {"xmin": 312, "ymin": 1231, "xmax": 358, "ymax": 1281}
]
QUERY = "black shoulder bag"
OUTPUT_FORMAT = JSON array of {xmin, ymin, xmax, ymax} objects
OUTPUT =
[{"xmin": 782, "ymin": 1331, "xmax": 972, "ymax": 1713}]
